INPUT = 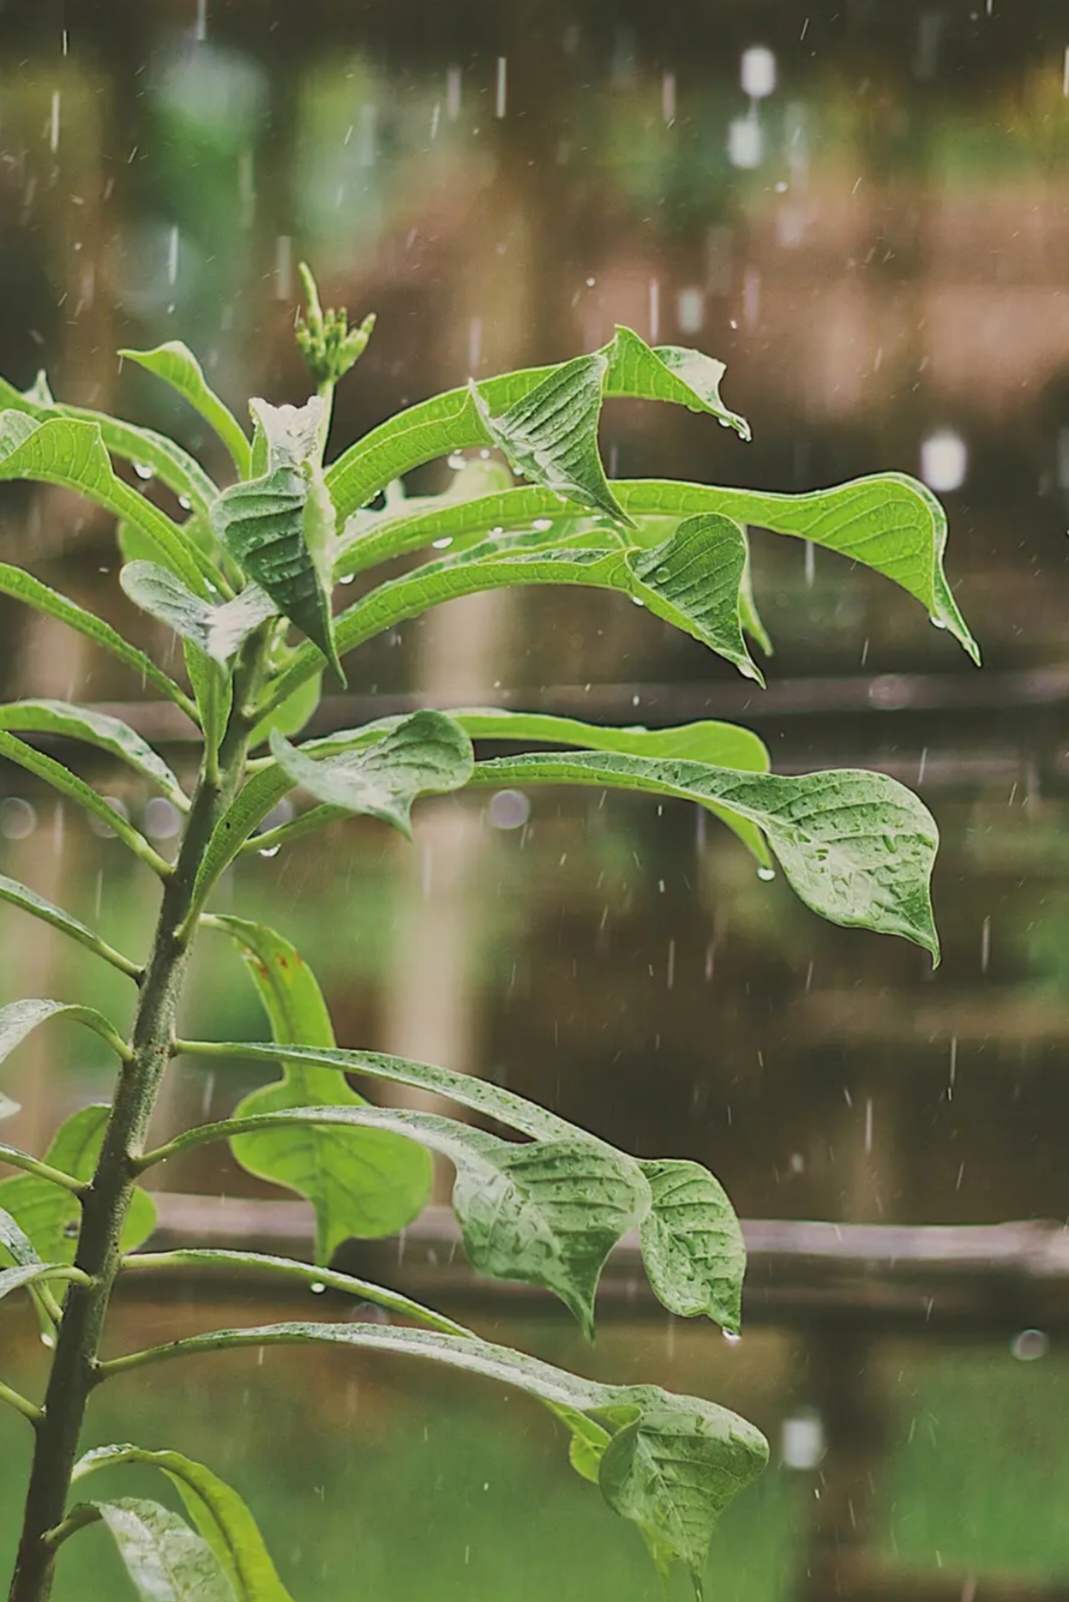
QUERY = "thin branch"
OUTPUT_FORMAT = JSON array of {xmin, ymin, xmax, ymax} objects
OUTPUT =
[
  {"xmin": 119, "ymin": 1249, "xmax": 471, "ymax": 1338},
  {"xmin": 0, "ymin": 1147, "xmax": 86, "ymax": 1195},
  {"xmin": 41, "ymin": 1504, "xmax": 99, "ymax": 1551},
  {"xmin": 0, "ymin": 1379, "xmax": 43, "ymax": 1428}
]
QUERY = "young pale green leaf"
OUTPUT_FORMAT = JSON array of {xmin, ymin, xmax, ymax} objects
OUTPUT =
[
  {"xmin": 246, "ymin": 670, "xmax": 320, "ymax": 751},
  {"xmin": 102, "ymin": 1320, "xmax": 768, "ymax": 1594},
  {"xmin": 212, "ymin": 916, "xmax": 431, "ymax": 1260},
  {"xmin": 470, "ymin": 753, "xmax": 941, "ymax": 959},
  {"xmin": 470, "ymin": 352, "xmax": 629, "ymax": 525},
  {"xmin": 598, "ymin": 1403, "xmax": 766, "ymax": 1594},
  {"xmin": 74, "ymin": 1446, "xmax": 294, "ymax": 1602},
  {"xmin": 120, "ymin": 342, "xmax": 251, "ymax": 479},
  {"xmin": 0, "ymin": 872, "xmax": 141, "ymax": 979},
  {"xmin": 0, "ymin": 698, "xmax": 187, "ymax": 808},
  {"xmin": 0, "ymin": 371, "xmax": 218, "ymax": 514},
  {"xmin": 212, "ymin": 465, "xmax": 343, "ymax": 681},
  {"xmin": 0, "ymin": 1104, "xmax": 155, "ymax": 1265},
  {"xmin": 268, "ymin": 710, "xmax": 474, "ymax": 841},
  {"xmin": 0, "ymin": 563, "xmax": 196, "ymax": 718},
  {"xmin": 324, "ymin": 324, "xmax": 749, "ymax": 521},
  {"xmin": 120, "ymin": 562, "xmax": 276, "ymax": 667},
  {"xmin": 0, "ymin": 412, "xmax": 214, "ymax": 595},
  {"xmin": 248, "ymin": 397, "xmax": 327, "ymax": 471},
  {"xmin": 603, "ymin": 325, "xmax": 751, "ymax": 439},
  {"xmin": 453, "ymin": 708, "xmax": 771, "ymax": 865},
  {"xmin": 637, "ymin": 1160, "xmax": 745, "ymax": 1333},
  {"xmin": 0, "ymin": 731, "xmax": 169, "ymax": 876},
  {"xmin": 94, "ymin": 1499, "xmax": 238, "ymax": 1602},
  {"xmin": 0, "ymin": 1206, "xmax": 40, "ymax": 1268}
]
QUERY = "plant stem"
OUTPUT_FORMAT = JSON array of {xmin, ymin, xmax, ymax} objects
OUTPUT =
[{"xmin": 6, "ymin": 712, "xmax": 253, "ymax": 1602}]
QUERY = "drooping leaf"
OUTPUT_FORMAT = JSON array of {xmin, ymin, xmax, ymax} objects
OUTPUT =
[
  {"xmin": 74, "ymin": 1446, "xmax": 293, "ymax": 1602},
  {"xmin": 0, "ymin": 1261, "xmax": 79, "ymax": 1303},
  {"xmin": 268, "ymin": 711, "xmax": 474, "ymax": 841},
  {"xmin": 155, "ymin": 1102, "xmax": 648, "ymax": 1337},
  {"xmin": 212, "ymin": 464, "xmax": 343, "ymax": 681},
  {"xmin": 120, "ymin": 562, "xmax": 277, "ymax": 666},
  {"xmin": 0, "ymin": 412, "xmax": 215, "ymax": 594},
  {"xmin": 120, "ymin": 342, "xmax": 251, "ymax": 478},
  {"xmin": 0, "ymin": 698, "xmax": 187, "ymax": 808},
  {"xmin": 0, "ymin": 563, "xmax": 196, "ymax": 718},
  {"xmin": 598, "ymin": 1402, "xmax": 767, "ymax": 1592},
  {"xmin": 470, "ymin": 353, "xmax": 628, "ymax": 525},
  {"xmin": 0, "ymin": 998, "xmax": 129, "ymax": 1068},
  {"xmin": 0, "ymin": 731, "xmax": 169, "ymax": 875},
  {"xmin": 0, "ymin": 872, "xmax": 141, "ymax": 978},
  {"xmin": 603, "ymin": 325, "xmax": 751, "ymax": 439},
  {"xmin": 0, "ymin": 1105, "xmax": 155, "ymax": 1265},
  {"xmin": 455, "ymin": 708, "xmax": 770, "ymax": 864},
  {"xmin": 213, "ymin": 916, "xmax": 431, "ymax": 1261},
  {"xmin": 0, "ymin": 371, "xmax": 218, "ymax": 513},
  {"xmin": 104, "ymin": 1320, "xmax": 769, "ymax": 1593},
  {"xmin": 637, "ymin": 1160, "xmax": 745, "ymax": 1333},
  {"xmin": 469, "ymin": 753, "xmax": 941, "ymax": 959},
  {"xmin": 94, "ymin": 1499, "xmax": 238, "ymax": 1602}
]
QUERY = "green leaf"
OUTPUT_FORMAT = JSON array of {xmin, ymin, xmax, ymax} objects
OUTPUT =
[
  {"xmin": 263, "ymin": 518, "xmax": 761, "ymax": 718},
  {"xmin": 0, "ymin": 1105, "xmax": 155, "ymax": 1266},
  {"xmin": 268, "ymin": 711, "xmax": 474, "ymax": 841},
  {"xmin": 325, "ymin": 324, "xmax": 750, "ymax": 521},
  {"xmin": 470, "ymin": 753, "xmax": 941, "ymax": 959},
  {"xmin": 0, "ymin": 998, "xmax": 129, "ymax": 1068},
  {"xmin": 604, "ymin": 325, "xmax": 751, "ymax": 439},
  {"xmin": 0, "ymin": 872, "xmax": 141, "ymax": 979},
  {"xmin": 94, "ymin": 1499, "xmax": 238, "ymax": 1602},
  {"xmin": 0, "ymin": 730, "xmax": 169, "ymax": 875},
  {"xmin": 120, "ymin": 342, "xmax": 252, "ymax": 479},
  {"xmin": 470, "ymin": 353, "xmax": 629, "ymax": 525},
  {"xmin": 0, "ymin": 412, "xmax": 215, "ymax": 595},
  {"xmin": 212, "ymin": 465, "xmax": 343, "ymax": 682},
  {"xmin": 120, "ymin": 563, "xmax": 276, "ymax": 667},
  {"xmin": 212, "ymin": 916, "xmax": 431, "ymax": 1261},
  {"xmin": 74, "ymin": 1447, "xmax": 293, "ymax": 1602},
  {"xmin": 0, "ymin": 372, "xmax": 219, "ymax": 514},
  {"xmin": 105, "ymin": 1320, "xmax": 768, "ymax": 1592},
  {"xmin": 453, "ymin": 707, "xmax": 771, "ymax": 864},
  {"xmin": 598, "ymin": 1402, "xmax": 766, "ymax": 1593},
  {"xmin": 337, "ymin": 473, "xmax": 975, "ymax": 662},
  {"xmin": 0, "ymin": 563, "xmax": 196, "ymax": 718},
  {"xmin": 0, "ymin": 698, "xmax": 187, "ymax": 809},
  {"xmin": 0, "ymin": 1205, "xmax": 39, "ymax": 1267},
  {"xmin": 637, "ymin": 1160, "xmax": 745, "ymax": 1333},
  {"xmin": 0, "ymin": 1261, "xmax": 79, "ymax": 1302},
  {"xmin": 248, "ymin": 397, "xmax": 327, "ymax": 472}
]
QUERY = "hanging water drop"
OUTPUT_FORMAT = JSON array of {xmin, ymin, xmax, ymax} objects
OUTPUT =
[
  {"xmin": 757, "ymin": 865, "xmax": 776, "ymax": 882},
  {"xmin": 133, "ymin": 461, "xmax": 155, "ymax": 481}
]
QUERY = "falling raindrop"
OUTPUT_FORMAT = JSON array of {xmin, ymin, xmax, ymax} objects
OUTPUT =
[
  {"xmin": 1012, "ymin": 1329, "xmax": 1049, "ymax": 1361},
  {"xmin": 729, "ymin": 116, "xmax": 763, "ymax": 169},
  {"xmin": 920, "ymin": 430, "xmax": 967, "ymax": 492},
  {"xmin": 804, "ymin": 540, "xmax": 815, "ymax": 587},
  {"xmin": 0, "ymin": 798, "xmax": 36, "ymax": 840},
  {"xmin": 741, "ymin": 46, "xmax": 777, "ymax": 99},
  {"xmin": 446, "ymin": 66, "xmax": 462, "ymax": 120},
  {"xmin": 144, "ymin": 798, "xmax": 181, "ymax": 840},
  {"xmin": 49, "ymin": 91, "xmax": 60, "ymax": 154},
  {"xmin": 195, "ymin": 0, "xmax": 207, "ymax": 41},
  {"xmin": 677, "ymin": 287, "xmax": 705, "ymax": 334},
  {"xmin": 661, "ymin": 70, "xmax": 676, "ymax": 124},
  {"xmin": 167, "ymin": 224, "xmax": 180, "ymax": 286},
  {"xmin": 488, "ymin": 790, "xmax": 530, "ymax": 830},
  {"xmin": 648, "ymin": 278, "xmax": 660, "ymax": 343},
  {"xmin": 980, "ymin": 915, "xmax": 991, "ymax": 973},
  {"xmin": 495, "ymin": 58, "xmax": 508, "ymax": 119},
  {"xmin": 782, "ymin": 1408, "xmax": 825, "ymax": 1469}
]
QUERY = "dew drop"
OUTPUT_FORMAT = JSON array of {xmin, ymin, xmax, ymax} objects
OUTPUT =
[
  {"xmin": 532, "ymin": 518, "xmax": 553, "ymax": 531},
  {"xmin": 40, "ymin": 1331, "xmax": 55, "ymax": 1350},
  {"xmin": 133, "ymin": 462, "xmax": 155, "ymax": 481},
  {"xmin": 432, "ymin": 536, "xmax": 453, "ymax": 550},
  {"xmin": 177, "ymin": 494, "xmax": 192, "ymax": 511}
]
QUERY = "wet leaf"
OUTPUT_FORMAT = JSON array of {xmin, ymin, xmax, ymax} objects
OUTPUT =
[
  {"xmin": 120, "ymin": 562, "xmax": 276, "ymax": 666},
  {"xmin": 213, "ymin": 917, "xmax": 431, "ymax": 1260},
  {"xmin": 469, "ymin": 753, "xmax": 941, "ymax": 958},
  {"xmin": 470, "ymin": 352, "xmax": 628, "ymax": 524},
  {"xmin": 604, "ymin": 325, "xmax": 751, "ymax": 439},
  {"xmin": 0, "ymin": 872, "xmax": 140, "ymax": 978},
  {"xmin": 121, "ymin": 342, "xmax": 251, "ymax": 478},
  {"xmin": 75, "ymin": 1446, "xmax": 293, "ymax": 1602},
  {"xmin": 638, "ymin": 1160, "xmax": 745, "ymax": 1332},
  {"xmin": 268, "ymin": 711, "xmax": 474, "ymax": 841},
  {"xmin": 94, "ymin": 1499, "xmax": 238, "ymax": 1602},
  {"xmin": 0, "ymin": 698, "xmax": 187, "ymax": 808}
]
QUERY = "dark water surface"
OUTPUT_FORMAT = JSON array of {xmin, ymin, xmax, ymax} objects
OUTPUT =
[{"xmin": 1, "ymin": 3, "xmax": 1069, "ymax": 1597}]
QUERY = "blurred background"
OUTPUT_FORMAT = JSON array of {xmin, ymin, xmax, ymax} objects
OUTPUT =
[{"xmin": 2, "ymin": 1, "xmax": 1069, "ymax": 1597}]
